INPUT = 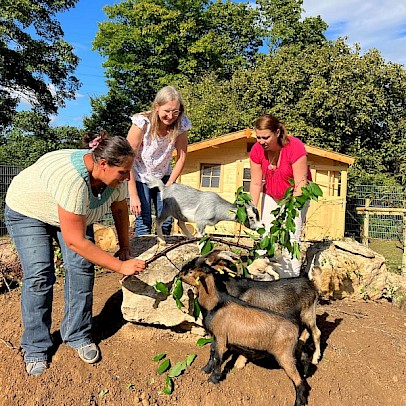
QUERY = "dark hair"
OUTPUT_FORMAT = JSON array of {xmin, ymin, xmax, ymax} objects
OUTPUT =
[
  {"xmin": 83, "ymin": 130, "xmax": 135, "ymax": 166},
  {"xmin": 254, "ymin": 114, "xmax": 289, "ymax": 147}
]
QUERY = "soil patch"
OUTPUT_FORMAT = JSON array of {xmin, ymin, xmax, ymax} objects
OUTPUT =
[{"xmin": 0, "ymin": 235, "xmax": 405, "ymax": 405}]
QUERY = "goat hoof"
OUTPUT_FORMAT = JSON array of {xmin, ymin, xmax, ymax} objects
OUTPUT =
[
  {"xmin": 201, "ymin": 365, "xmax": 212, "ymax": 374},
  {"xmin": 208, "ymin": 375, "xmax": 220, "ymax": 384},
  {"xmin": 157, "ymin": 238, "xmax": 166, "ymax": 246}
]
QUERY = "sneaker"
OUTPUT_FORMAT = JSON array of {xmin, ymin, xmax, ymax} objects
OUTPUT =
[
  {"xmin": 26, "ymin": 360, "xmax": 48, "ymax": 376},
  {"xmin": 77, "ymin": 343, "xmax": 100, "ymax": 364}
]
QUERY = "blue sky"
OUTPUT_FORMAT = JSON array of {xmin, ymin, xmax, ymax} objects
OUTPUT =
[{"xmin": 51, "ymin": 0, "xmax": 406, "ymax": 128}]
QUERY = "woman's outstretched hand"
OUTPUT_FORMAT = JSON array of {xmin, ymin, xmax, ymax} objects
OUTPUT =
[{"xmin": 119, "ymin": 258, "xmax": 146, "ymax": 276}]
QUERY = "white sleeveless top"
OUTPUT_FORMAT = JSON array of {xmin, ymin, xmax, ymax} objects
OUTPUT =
[{"xmin": 130, "ymin": 114, "xmax": 192, "ymax": 183}]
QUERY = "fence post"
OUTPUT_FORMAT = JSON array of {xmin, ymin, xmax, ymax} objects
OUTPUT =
[{"xmin": 361, "ymin": 198, "xmax": 370, "ymax": 246}]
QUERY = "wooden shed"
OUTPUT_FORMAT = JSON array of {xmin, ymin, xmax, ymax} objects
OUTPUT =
[{"xmin": 174, "ymin": 129, "xmax": 355, "ymax": 241}]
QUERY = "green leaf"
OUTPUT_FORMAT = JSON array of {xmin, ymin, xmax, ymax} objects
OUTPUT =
[
  {"xmin": 157, "ymin": 359, "xmax": 171, "ymax": 375},
  {"xmin": 168, "ymin": 361, "xmax": 187, "ymax": 378},
  {"xmin": 172, "ymin": 279, "xmax": 183, "ymax": 299},
  {"xmin": 309, "ymin": 182, "xmax": 323, "ymax": 197},
  {"xmin": 152, "ymin": 353, "xmax": 166, "ymax": 362},
  {"xmin": 200, "ymin": 240, "xmax": 213, "ymax": 254},
  {"xmin": 186, "ymin": 354, "xmax": 197, "ymax": 366},
  {"xmin": 236, "ymin": 206, "xmax": 247, "ymax": 223},
  {"xmin": 267, "ymin": 244, "xmax": 275, "ymax": 257},
  {"xmin": 293, "ymin": 241, "xmax": 301, "ymax": 260},
  {"xmin": 196, "ymin": 337, "xmax": 214, "ymax": 347},
  {"xmin": 256, "ymin": 227, "xmax": 266, "ymax": 235},
  {"xmin": 241, "ymin": 192, "xmax": 253, "ymax": 201},
  {"xmin": 163, "ymin": 376, "xmax": 174, "ymax": 395},
  {"xmin": 259, "ymin": 235, "xmax": 270, "ymax": 249},
  {"xmin": 154, "ymin": 281, "xmax": 169, "ymax": 296},
  {"xmin": 175, "ymin": 298, "xmax": 183, "ymax": 309}
]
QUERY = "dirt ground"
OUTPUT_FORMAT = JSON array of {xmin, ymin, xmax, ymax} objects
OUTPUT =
[{"xmin": 0, "ymin": 238, "xmax": 406, "ymax": 406}]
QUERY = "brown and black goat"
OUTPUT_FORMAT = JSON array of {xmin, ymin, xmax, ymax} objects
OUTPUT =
[
  {"xmin": 200, "ymin": 250, "xmax": 322, "ymax": 367},
  {"xmin": 179, "ymin": 258, "xmax": 310, "ymax": 406}
]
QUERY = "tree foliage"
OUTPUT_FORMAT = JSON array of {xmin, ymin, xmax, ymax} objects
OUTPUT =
[
  {"xmin": 0, "ymin": 0, "xmax": 80, "ymax": 131},
  {"xmin": 0, "ymin": 111, "xmax": 83, "ymax": 167},
  {"xmin": 86, "ymin": 0, "xmax": 263, "ymax": 134}
]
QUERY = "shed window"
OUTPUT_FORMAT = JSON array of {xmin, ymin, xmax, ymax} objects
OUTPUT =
[
  {"xmin": 200, "ymin": 164, "xmax": 221, "ymax": 188},
  {"xmin": 243, "ymin": 167, "xmax": 251, "ymax": 192}
]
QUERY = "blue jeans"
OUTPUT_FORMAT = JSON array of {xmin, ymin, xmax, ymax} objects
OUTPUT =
[
  {"xmin": 5, "ymin": 205, "xmax": 95, "ymax": 363},
  {"xmin": 135, "ymin": 175, "xmax": 172, "ymax": 236}
]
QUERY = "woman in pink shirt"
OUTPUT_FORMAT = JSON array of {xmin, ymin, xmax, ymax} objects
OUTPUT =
[{"xmin": 249, "ymin": 114, "xmax": 311, "ymax": 277}]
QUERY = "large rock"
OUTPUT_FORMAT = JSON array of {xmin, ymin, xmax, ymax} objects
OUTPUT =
[
  {"xmin": 121, "ymin": 236, "xmax": 402, "ymax": 332},
  {"xmin": 94, "ymin": 223, "xmax": 118, "ymax": 252},
  {"xmin": 304, "ymin": 239, "xmax": 389, "ymax": 300},
  {"xmin": 121, "ymin": 236, "xmax": 205, "ymax": 334}
]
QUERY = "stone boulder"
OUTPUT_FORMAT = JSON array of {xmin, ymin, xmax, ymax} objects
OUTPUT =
[
  {"xmin": 304, "ymin": 238, "xmax": 389, "ymax": 300},
  {"xmin": 121, "ymin": 236, "xmax": 205, "ymax": 334},
  {"xmin": 94, "ymin": 223, "xmax": 118, "ymax": 252},
  {"xmin": 121, "ymin": 235, "xmax": 402, "ymax": 332}
]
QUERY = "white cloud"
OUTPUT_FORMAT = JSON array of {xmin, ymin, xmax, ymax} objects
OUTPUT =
[{"xmin": 302, "ymin": 0, "xmax": 406, "ymax": 66}]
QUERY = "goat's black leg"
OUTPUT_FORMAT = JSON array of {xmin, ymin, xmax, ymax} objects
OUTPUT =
[
  {"xmin": 207, "ymin": 339, "xmax": 223, "ymax": 384},
  {"xmin": 202, "ymin": 342, "xmax": 215, "ymax": 374},
  {"xmin": 294, "ymin": 380, "xmax": 310, "ymax": 406},
  {"xmin": 275, "ymin": 352, "xmax": 310, "ymax": 406}
]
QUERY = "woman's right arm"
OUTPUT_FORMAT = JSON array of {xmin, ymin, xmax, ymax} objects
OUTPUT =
[
  {"xmin": 249, "ymin": 160, "xmax": 263, "ymax": 206},
  {"xmin": 58, "ymin": 205, "xmax": 145, "ymax": 276},
  {"xmin": 126, "ymin": 124, "xmax": 144, "ymax": 215}
]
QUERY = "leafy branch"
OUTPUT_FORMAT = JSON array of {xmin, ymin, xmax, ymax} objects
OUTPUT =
[
  {"xmin": 238, "ymin": 181, "xmax": 322, "ymax": 262},
  {"xmin": 153, "ymin": 352, "xmax": 197, "ymax": 395}
]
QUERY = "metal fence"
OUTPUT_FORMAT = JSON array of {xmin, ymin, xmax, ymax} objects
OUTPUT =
[
  {"xmin": 345, "ymin": 184, "xmax": 406, "ymax": 242},
  {"xmin": 0, "ymin": 165, "xmax": 118, "ymax": 236},
  {"xmin": 0, "ymin": 165, "xmax": 23, "ymax": 236},
  {"xmin": 1, "ymin": 164, "xmax": 405, "ymax": 243}
]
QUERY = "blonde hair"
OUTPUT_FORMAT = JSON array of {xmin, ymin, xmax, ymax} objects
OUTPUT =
[
  {"xmin": 254, "ymin": 114, "xmax": 289, "ymax": 147},
  {"xmin": 148, "ymin": 86, "xmax": 185, "ymax": 142}
]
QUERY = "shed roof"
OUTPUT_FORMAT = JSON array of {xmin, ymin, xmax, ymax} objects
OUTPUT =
[{"xmin": 179, "ymin": 129, "xmax": 355, "ymax": 165}]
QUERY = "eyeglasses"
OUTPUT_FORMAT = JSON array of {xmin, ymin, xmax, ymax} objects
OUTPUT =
[
  {"xmin": 256, "ymin": 135, "xmax": 271, "ymax": 140},
  {"xmin": 163, "ymin": 109, "xmax": 181, "ymax": 117}
]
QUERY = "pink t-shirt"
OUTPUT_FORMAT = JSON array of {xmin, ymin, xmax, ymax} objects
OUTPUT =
[{"xmin": 250, "ymin": 136, "xmax": 312, "ymax": 201}]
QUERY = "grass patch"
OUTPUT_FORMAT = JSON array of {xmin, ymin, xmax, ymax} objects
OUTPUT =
[{"xmin": 368, "ymin": 239, "xmax": 403, "ymax": 274}]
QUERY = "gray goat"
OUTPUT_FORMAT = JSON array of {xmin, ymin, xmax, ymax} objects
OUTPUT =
[{"xmin": 147, "ymin": 178, "xmax": 263, "ymax": 244}]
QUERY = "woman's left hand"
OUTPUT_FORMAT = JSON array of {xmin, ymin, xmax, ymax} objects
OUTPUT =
[{"xmin": 114, "ymin": 247, "xmax": 132, "ymax": 261}]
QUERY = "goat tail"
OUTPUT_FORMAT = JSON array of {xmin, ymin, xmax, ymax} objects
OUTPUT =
[
  {"xmin": 308, "ymin": 266, "xmax": 322, "ymax": 293},
  {"xmin": 146, "ymin": 176, "xmax": 165, "ymax": 193}
]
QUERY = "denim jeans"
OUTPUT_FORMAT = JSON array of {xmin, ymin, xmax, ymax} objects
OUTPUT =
[
  {"xmin": 135, "ymin": 175, "xmax": 173, "ymax": 236},
  {"xmin": 5, "ymin": 205, "xmax": 95, "ymax": 363}
]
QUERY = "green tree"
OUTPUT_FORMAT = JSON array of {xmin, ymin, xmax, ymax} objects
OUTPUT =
[
  {"xmin": 235, "ymin": 39, "xmax": 406, "ymax": 187},
  {"xmin": 85, "ymin": 0, "xmax": 263, "ymax": 134},
  {"xmin": 0, "ymin": 111, "xmax": 83, "ymax": 167},
  {"xmin": 83, "ymin": 87, "xmax": 132, "ymax": 137},
  {"xmin": 0, "ymin": 0, "xmax": 80, "ymax": 131},
  {"xmin": 257, "ymin": 0, "xmax": 327, "ymax": 51}
]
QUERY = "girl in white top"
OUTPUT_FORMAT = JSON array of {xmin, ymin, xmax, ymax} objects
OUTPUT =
[{"xmin": 127, "ymin": 86, "xmax": 192, "ymax": 236}]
